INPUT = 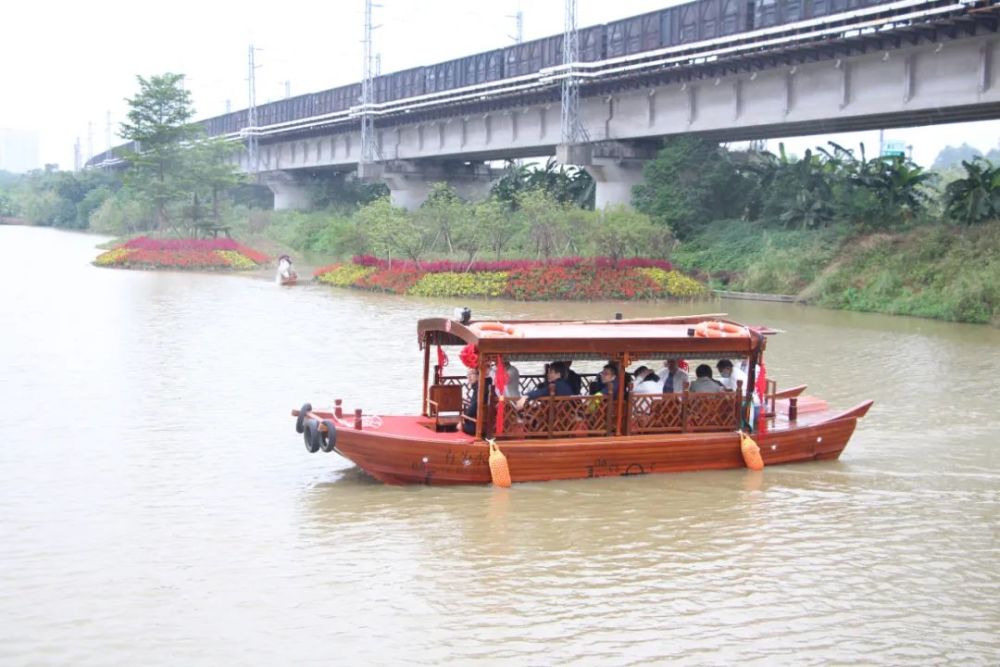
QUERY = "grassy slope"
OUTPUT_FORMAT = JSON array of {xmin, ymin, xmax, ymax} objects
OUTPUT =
[{"xmin": 673, "ymin": 220, "xmax": 1000, "ymax": 325}]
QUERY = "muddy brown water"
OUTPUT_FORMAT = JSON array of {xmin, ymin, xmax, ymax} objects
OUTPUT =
[{"xmin": 1, "ymin": 226, "xmax": 998, "ymax": 665}]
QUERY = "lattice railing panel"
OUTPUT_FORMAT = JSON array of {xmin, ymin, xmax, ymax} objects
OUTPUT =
[
  {"xmin": 496, "ymin": 395, "xmax": 609, "ymax": 439},
  {"xmin": 629, "ymin": 394, "xmax": 684, "ymax": 433},
  {"xmin": 686, "ymin": 393, "xmax": 739, "ymax": 431}
]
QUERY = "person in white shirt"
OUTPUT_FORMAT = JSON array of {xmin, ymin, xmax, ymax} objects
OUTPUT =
[
  {"xmin": 660, "ymin": 359, "xmax": 689, "ymax": 393},
  {"xmin": 716, "ymin": 359, "xmax": 741, "ymax": 391},
  {"xmin": 690, "ymin": 364, "xmax": 724, "ymax": 393},
  {"xmin": 276, "ymin": 254, "xmax": 297, "ymax": 283},
  {"xmin": 489, "ymin": 360, "xmax": 521, "ymax": 398},
  {"xmin": 632, "ymin": 366, "xmax": 662, "ymax": 394}
]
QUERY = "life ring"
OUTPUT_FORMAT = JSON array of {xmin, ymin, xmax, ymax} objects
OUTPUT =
[
  {"xmin": 296, "ymin": 402, "xmax": 313, "ymax": 433},
  {"xmin": 472, "ymin": 322, "xmax": 522, "ymax": 337},
  {"xmin": 694, "ymin": 320, "xmax": 746, "ymax": 338},
  {"xmin": 320, "ymin": 419, "xmax": 338, "ymax": 453},
  {"xmin": 303, "ymin": 418, "xmax": 322, "ymax": 453}
]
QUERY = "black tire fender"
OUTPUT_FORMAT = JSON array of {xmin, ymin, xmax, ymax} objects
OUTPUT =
[
  {"xmin": 296, "ymin": 402, "xmax": 313, "ymax": 434},
  {"xmin": 320, "ymin": 419, "xmax": 337, "ymax": 453},
  {"xmin": 303, "ymin": 418, "xmax": 321, "ymax": 453}
]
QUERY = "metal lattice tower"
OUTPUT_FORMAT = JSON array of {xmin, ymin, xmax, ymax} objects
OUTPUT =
[
  {"xmin": 561, "ymin": 0, "xmax": 583, "ymax": 145},
  {"xmin": 247, "ymin": 44, "xmax": 260, "ymax": 175},
  {"xmin": 508, "ymin": 9, "xmax": 523, "ymax": 43},
  {"xmin": 360, "ymin": 0, "xmax": 377, "ymax": 165}
]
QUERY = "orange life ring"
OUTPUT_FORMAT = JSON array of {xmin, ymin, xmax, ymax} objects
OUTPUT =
[
  {"xmin": 694, "ymin": 320, "xmax": 746, "ymax": 338},
  {"xmin": 473, "ymin": 322, "xmax": 522, "ymax": 337}
]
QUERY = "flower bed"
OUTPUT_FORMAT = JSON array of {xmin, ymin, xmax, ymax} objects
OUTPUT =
[
  {"xmin": 314, "ymin": 256, "xmax": 708, "ymax": 301},
  {"xmin": 94, "ymin": 237, "xmax": 269, "ymax": 271}
]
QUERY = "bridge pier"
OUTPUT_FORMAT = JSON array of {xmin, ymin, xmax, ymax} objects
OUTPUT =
[
  {"xmin": 568, "ymin": 141, "xmax": 657, "ymax": 210},
  {"xmin": 362, "ymin": 160, "xmax": 498, "ymax": 210},
  {"xmin": 261, "ymin": 170, "xmax": 313, "ymax": 210}
]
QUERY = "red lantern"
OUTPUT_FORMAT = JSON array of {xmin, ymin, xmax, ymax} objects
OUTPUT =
[{"xmin": 459, "ymin": 343, "xmax": 479, "ymax": 369}]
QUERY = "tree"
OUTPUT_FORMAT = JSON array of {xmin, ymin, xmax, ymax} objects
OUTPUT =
[
  {"xmin": 473, "ymin": 197, "xmax": 520, "ymax": 261},
  {"xmin": 633, "ymin": 136, "xmax": 744, "ymax": 239},
  {"xmin": 589, "ymin": 206, "xmax": 657, "ymax": 263},
  {"xmin": 415, "ymin": 182, "xmax": 463, "ymax": 253},
  {"xmin": 355, "ymin": 197, "xmax": 431, "ymax": 265},
  {"xmin": 516, "ymin": 189, "xmax": 569, "ymax": 262},
  {"xmin": 945, "ymin": 158, "xmax": 1000, "ymax": 225},
  {"xmin": 491, "ymin": 158, "xmax": 595, "ymax": 209},
  {"xmin": 183, "ymin": 136, "xmax": 245, "ymax": 222},
  {"xmin": 119, "ymin": 73, "xmax": 199, "ymax": 229}
]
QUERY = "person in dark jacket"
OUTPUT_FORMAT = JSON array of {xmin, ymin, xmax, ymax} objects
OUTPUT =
[
  {"xmin": 561, "ymin": 361, "xmax": 583, "ymax": 395},
  {"xmin": 462, "ymin": 368, "xmax": 491, "ymax": 435},
  {"xmin": 515, "ymin": 362, "xmax": 573, "ymax": 410}
]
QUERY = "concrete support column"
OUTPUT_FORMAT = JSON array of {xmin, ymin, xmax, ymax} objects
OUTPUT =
[
  {"xmin": 584, "ymin": 158, "xmax": 648, "ymax": 210},
  {"xmin": 261, "ymin": 170, "xmax": 313, "ymax": 210},
  {"xmin": 363, "ymin": 160, "xmax": 499, "ymax": 210}
]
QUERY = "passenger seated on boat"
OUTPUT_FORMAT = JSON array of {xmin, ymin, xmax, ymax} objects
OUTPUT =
[
  {"xmin": 489, "ymin": 359, "xmax": 521, "ymax": 398},
  {"xmin": 716, "ymin": 359, "xmax": 738, "ymax": 391},
  {"xmin": 660, "ymin": 359, "xmax": 689, "ymax": 393},
  {"xmin": 690, "ymin": 364, "xmax": 724, "ymax": 393},
  {"xmin": 561, "ymin": 361, "xmax": 583, "ymax": 395},
  {"xmin": 461, "ymin": 368, "xmax": 490, "ymax": 435},
  {"xmin": 632, "ymin": 366, "xmax": 662, "ymax": 394},
  {"xmin": 514, "ymin": 362, "xmax": 573, "ymax": 410},
  {"xmin": 594, "ymin": 364, "xmax": 620, "ymax": 398}
]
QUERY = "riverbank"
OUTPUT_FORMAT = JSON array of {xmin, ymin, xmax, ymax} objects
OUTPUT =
[
  {"xmin": 673, "ymin": 220, "xmax": 1000, "ymax": 326},
  {"xmin": 313, "ymin": 256, "xmax": 709, "ymax": 300}
]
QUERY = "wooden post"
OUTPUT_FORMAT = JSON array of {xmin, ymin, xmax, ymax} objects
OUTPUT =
[
  {"xmin": 789, "ymin": 397, "xmax": 798, "ymax": 422},
  {"xmin": 354, "ymin": 408, "xmax": 363, "ymax": 430},
  {"xmin": 334, "ymin": 399, "xmax": 343, "ymax": 419},
  {"xmin": 422, "ymin": 334, "xmax": 431, "ymax": 417},
  {"xmin": 474, "ymin": 356, "xmax": 487, "ymax": 440},
  {"xmin": 733, "ymin": 380, "xmax": 743, "ymax": 427},
  {"xmin": 547, "ymin": 374, "xmax": 555, "ymax": 438},
  {"xmin": 615, "ymin": 354, "xmax": 629, "ymax": 436},
  {"xmin": 681, "ymin": 390, "xmax": 690, "ymax": 432}
]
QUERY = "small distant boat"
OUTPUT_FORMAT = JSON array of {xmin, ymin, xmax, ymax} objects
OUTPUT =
[{"xmin": 279, "ymin": 271, "xmax": 298, "ymax": 286}]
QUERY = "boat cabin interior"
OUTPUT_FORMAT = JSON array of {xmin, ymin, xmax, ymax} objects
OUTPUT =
[{"xmin": 418, "ymin": 315, "xmax": 778, "ymax": 441}]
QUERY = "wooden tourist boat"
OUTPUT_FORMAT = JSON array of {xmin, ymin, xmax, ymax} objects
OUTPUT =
[{"xmin": 290, "ymin": 314, "xmax": 872, "ymax": 485}]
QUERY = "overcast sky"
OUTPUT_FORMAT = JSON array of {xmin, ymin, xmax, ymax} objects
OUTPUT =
[{"xmin": 2, "ymin": 0, "xmax": 997, "ymax": 170}]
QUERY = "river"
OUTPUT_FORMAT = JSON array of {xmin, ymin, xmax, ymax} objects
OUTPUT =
[{"xmin": 1, "ymin": 226, "xmax": 998, "ymax": 665}]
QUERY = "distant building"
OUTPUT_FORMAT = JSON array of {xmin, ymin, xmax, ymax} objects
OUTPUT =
[{"xmin": 0, "ymin": 129, "xmax": 40, "ymax": 173}]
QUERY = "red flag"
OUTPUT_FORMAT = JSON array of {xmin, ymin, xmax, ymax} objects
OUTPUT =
[
  {"xmin": 437, "ymin": 345, "xmax": 448, "ymax": 368},
  {"xmin": 494, "ymin": 356, "xmax": 508, "ymax": 435}
]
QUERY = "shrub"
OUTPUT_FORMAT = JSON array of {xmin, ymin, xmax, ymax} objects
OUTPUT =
[
  {"xmin": 315, "ymin": 263, "xmax": 376, "ymax": 287},
  {"xmin": 637, "ymin": 268, "xmax": 709, "ymax": 297},
  {"xmin": 408, "ymin": 271, "xmax": 509, "ymax": 297}
]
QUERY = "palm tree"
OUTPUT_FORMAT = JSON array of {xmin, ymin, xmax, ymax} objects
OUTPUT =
[{"xmin": 945, "ymin": 158, "xmax": 1000, "ymax": 225}]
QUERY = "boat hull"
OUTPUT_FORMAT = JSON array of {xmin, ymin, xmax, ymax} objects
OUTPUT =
[{"xmin": 323, "ymin": 402, "xmax": 871, "ymax": 485}]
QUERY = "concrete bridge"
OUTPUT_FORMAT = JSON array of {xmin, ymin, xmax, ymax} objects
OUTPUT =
[{"xmin": 93, "ymin": 1, "xmax": 1000, "ymax": 209}]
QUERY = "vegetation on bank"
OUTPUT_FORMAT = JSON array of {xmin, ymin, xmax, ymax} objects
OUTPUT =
[
  {"xmin": 314, "ymin": 256, "xmax": 707, "ymax": 300},
  {"xmin": 3, "ymin": 70, "xmax": 999, "ymax": 320},
  {"xmin": 94, "ymin": 237, "xmax": 270, "ymax": 271}
]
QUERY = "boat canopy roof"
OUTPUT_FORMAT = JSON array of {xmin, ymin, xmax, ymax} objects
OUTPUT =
[{"xmin": 418, "ymin": 314, "xmax": 768, "ymax": 361}]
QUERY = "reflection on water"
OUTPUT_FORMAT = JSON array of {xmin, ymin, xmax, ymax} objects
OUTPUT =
[{"xmin": 1, "ymin": 226, "xmax": 998, "ymax": 665}]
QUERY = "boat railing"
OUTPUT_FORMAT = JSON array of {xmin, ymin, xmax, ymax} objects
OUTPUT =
[
  {"xmin": 629, "ymin": 391, "xmax": 741, "ymax": 434},
  {"xmin": 493, "ymin": 394, "xmax": 611, "ymax": 439},
  {"xmin": 438, "ymin": 372, "xmax": 600, "ymax": 401}
]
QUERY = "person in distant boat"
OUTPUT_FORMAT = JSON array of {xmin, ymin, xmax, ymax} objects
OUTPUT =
[
  {"xmin": 660, "ymin": 358, "xmax": 689, "ymax": 393},
  {"xmin": 632, "ymin": 366, "xmax": 662, "ymax": 394},
  {"xmin": 515, "ymin": 362, "xmax": 573, "ymax": 410},
  {"xmin": 690, "ymin": 364, "xmax": 724, "ymax": 393},
  {"xmin": 489, "ymin": 359, "xmax": 521, "ymax": 399},
  {"xmin": 276, "ymin": 254, "xmax": 297, "ymax": 283}
]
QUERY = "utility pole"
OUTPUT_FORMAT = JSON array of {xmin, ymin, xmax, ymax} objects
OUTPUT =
[
  {"xmin": 87, "ymin": 121, "xmax": 94, "ymax": 162},
  {"xmin": 105, "ymin": 111, "xmax": 112, "ymax": 166},
  {"xmin": 360, "ymin": 0, "xmax": 380, "ymax": 168},
  {"xmin": 247, "ymin": 43, "xmax": 260, "ymax": 176},
  {"xmin": 508, "ymin": 9, "xmax": 524, "ymax": 43},
  {"xmin": 285, "ymin": 80, "xmax": 291, "ymax": 99},
  {"xmin": 560, "ymin": 0, "xmax": 582, "ymax": 145},
  {"xmin": 74, "ymin": 137, "xmax": 82, "ymax": 171},
  {"xmin": 375, "ymin": 53, "xmax": 382, "ymax": 76}
]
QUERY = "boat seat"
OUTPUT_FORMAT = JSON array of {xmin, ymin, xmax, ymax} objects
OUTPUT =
[{"xmin": 427, "ymin": 384, "xmax": 463, "ymax": 432}]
